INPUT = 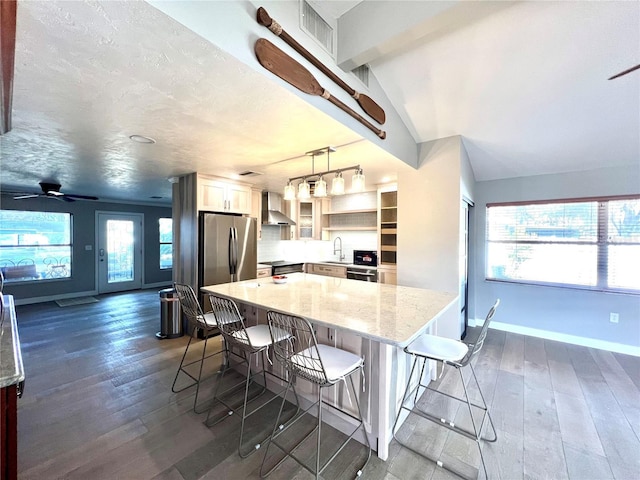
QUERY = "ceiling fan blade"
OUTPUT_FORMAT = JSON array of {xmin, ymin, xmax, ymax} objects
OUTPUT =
[
  {"xmin": 13, "ymin": 194, "xmax": 40, "ymax": 200},
  {"xmin": 608, "ymin": 64, "xmax": 640, "ymax": 80},
  {"xmin": 64, "ymin": 193, "xmax": 98, "ymax": 200},
  {"xmin": 59, "ymin": 196, "xmax": 75, "ymax": 202}
]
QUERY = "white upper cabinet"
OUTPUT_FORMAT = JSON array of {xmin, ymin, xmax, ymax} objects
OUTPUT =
[{"xmin": 198, "ymin": 175, "xmax": 252, "ymax": 215}]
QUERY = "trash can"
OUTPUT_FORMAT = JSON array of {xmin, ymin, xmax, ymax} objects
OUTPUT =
[{"xmin": 157, "ymin": 288, "xmax": 183, "ymax": 339}]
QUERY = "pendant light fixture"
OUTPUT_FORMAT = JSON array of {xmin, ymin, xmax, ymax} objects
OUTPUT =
[
  {"xmin": 331, "ymin": 171, "xmax": 345, "ymax": 195},
  {"xmin": 314, "ymin": 176, "xmax": 327, "ymax": 197},
  {"xmin": 284, "ymin": 180, "xmax": 296, "ymax": 200},
  {"xmin": 351, "ymin": 167, "xmax": 365, "ymax": 192},
  {"xmin": 298, "ymin": 178, "xmax": 310, "ymax": 199},
  {"xmin": 283, "ymin": 146, "xmax": 365, "ymax": 200}
]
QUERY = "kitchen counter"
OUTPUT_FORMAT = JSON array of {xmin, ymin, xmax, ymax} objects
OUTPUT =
[
  {"xmin": 202, "ymin": 273, "xmax": 458, "ymax": 460},
  {"xmin": 1, "ymin": 295, "xmax": 24, "ymax": 389},
  {"xmin": 203, "ymin": 273, "xmax": 455, "ymax": 347}
]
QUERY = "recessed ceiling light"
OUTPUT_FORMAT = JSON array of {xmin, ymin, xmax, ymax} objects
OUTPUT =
[{"xmin": 129, "ymin": 134, "xmax": 156, "ymax": 144}]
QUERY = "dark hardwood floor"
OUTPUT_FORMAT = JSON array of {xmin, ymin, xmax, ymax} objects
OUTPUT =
[{"xmin": 14, "ymin": 289, "xmax": 640, "ymax": 479}]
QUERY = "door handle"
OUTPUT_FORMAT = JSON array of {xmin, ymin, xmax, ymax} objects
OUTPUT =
[{"xmin": 99, "ymin": 248, "xmax": 105, "ymax": 262}]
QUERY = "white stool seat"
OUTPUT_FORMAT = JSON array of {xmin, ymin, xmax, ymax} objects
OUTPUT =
[
  {"xmin": 406, "ymin": 334, "xmax": 469, "ymax": 362},
  {"xmin": 392, "ymin": 300, "xmax": 500, "ymax": 480},
  {"xmin": 199, "ymin": 312, "xmax": 218, "ymax": 328},
  {"xmin": 292, "ymin": 344, "xmax": 363, "ymax": 382},
  {"xmin": 232, "ymin": 324, "xmax": 290, "ymax": 349}
]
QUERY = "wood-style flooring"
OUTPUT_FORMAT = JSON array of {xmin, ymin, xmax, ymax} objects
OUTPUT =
[{"xmin": 14, "ymin": 289, "xmax": 640, "ymax": 479}]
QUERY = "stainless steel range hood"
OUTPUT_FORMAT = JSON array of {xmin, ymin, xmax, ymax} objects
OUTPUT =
[{"xmin": 262, "ymin": 192, "xmax": 296, "ymax": 225}]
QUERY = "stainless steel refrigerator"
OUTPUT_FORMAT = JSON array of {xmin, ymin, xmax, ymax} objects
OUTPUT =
[{"xmin": 198, "ymin": 212, "xmax": 257, "ymax": 291}]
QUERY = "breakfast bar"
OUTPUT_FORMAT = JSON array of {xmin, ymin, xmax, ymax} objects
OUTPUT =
[{"xmin": 202, "ymin": 272, "xmax": 458, "ymax": 460}]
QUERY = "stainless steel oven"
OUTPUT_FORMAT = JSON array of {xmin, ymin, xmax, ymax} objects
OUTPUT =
[
  {"xmin": 347, "ymin": 266, "xmax": 377, "ymax": 282},
  {"xmin": 349, "ymin": 250, "xmax": 378, "ymax": 282}
]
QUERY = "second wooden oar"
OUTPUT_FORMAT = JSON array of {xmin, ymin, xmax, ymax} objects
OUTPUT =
[
  {"xmin": 255, "ymin": 38, "xmax": 386, "ymax": 139},
  {"xmin": 257, "ymin": 6, "xmax": 386, "ymax": 126}
]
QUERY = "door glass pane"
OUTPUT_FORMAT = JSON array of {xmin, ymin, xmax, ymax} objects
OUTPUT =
[{"xmin": 107, "ymin": 220, "xmax": 134, "ymax": 283}]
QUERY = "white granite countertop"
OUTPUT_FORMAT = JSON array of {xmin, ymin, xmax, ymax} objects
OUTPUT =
[
  {"xmin": 0, "ymin": 295, "xmax": 25, "ymax": 388},
  {"xmin": 202, "ymin": 273, "xmax": 457, "ymax": 347}
]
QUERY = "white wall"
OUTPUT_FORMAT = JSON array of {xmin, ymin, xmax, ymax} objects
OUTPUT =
[
  {"xmin": 397, "ymin": 136, "xmax": 463, "ymax": 339},
  {"xmin": 471, "ymin": 165, "xmax": 640, "ymax": 354}
]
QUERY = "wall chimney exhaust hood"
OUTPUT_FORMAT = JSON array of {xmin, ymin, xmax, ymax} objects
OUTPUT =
[{"xmin": 262, "ymin": 192, "xmax": 296, "ymax": 225}]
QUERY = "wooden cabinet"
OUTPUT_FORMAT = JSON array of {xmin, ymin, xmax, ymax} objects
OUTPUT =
[
  {"xmin": 256, "ymin": 266, "xmax": 271, "ymax": 279},
  {"xmin": 198, "ymin": 176, "xmax": 251, "ymax": 215},
  {"xmin": 378, "ymin": 186, "xmax": 398, "ymax": 266},
  {"xmin": 284, "ymin": 199, "xmax": 325, "ymax": 240},
  {"xmin": 250, "ymin": 189, "xmax": 263, "ymax": 240},
  {"xmin": 306, "ymin": 263, "xmax": 347, "ymax": 278},
  {"xmin": 377, "ymin": 266, "xmax": 397, "ymax": 285}
]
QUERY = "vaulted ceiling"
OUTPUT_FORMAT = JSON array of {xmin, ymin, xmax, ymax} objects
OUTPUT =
[{"xmin": 0, "ymin": 0, "xmax": 638, "ymax": 204}]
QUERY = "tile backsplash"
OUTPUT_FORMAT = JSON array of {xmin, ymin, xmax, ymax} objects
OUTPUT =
[{"xmin": 258, "ymin": 226, "xmax": 376, "ymax": 264}]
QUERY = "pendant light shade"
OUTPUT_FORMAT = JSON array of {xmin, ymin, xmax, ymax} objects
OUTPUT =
[
  {"xmin": 314, "ymin": 176, "xmax": 327, "ymax": 197},
  {"xmin": 331, "ymin": 171, "xmax": 345, "ymax": 195},
  {"xmin": 298, "ymin": 179, "xmax": 310, "ymax": 199},
  {"xmin": 351, "ymin": 167, "xmax": 365, "ymax": 192},
  {"xmin": 283, "ymin": 181, "xmax": 296, "ymax": 201}
]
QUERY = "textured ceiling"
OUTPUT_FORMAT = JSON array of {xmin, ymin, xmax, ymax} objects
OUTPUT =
[{"xmin": 0, "ymin": 0, "xmax": 400, "ymax": 204}]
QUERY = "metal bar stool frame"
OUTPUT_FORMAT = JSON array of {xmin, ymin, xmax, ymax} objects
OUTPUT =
[
  {"xmin": 205, "ymin": 295, "xmax": 300, "ymax": 458},
  {"xmin": 171, "ymin": 283, "xmax": 228, "ymax": 414},
  {"xmin": 392, "ymin": 299, "xmax": 500, "ymax": 480},
  {"xmin": 260, "ymin": 311, "xmax": 371, "ymax": 480}
]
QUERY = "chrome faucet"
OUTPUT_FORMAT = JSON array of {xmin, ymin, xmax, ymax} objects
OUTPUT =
[{"xmin": 333, "ymin": 236, "xmax": 345, "ymax": 261}]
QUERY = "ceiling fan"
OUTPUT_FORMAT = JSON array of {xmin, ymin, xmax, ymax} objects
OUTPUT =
[
  {"xmin": 608, "ymin": 63, "xmax": 640, "ymax": 80},
  {"xmin": 13, "ymin": 182, "xmax": 99, "ymax": 202}
]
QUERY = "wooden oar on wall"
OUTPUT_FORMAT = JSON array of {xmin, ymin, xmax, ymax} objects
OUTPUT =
[
  {"xmin": 255, "ymin": 38, "xmax": 386, "ymax": 139},
  {"xmin": 1, "ymin": 0, "xmax": 17, "ymax": 135},
  {"xmin": 257, "ymin": 6, "xmax": 386, "ymax": 126}
]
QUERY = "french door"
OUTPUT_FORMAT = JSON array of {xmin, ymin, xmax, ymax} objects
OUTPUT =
[{"xmin": 97, "ymin": 212, "xmax": 143, "ymax": 293}]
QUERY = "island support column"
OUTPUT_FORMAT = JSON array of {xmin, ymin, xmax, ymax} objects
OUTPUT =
[{"xmin": 377, "ymin": 343, "xmax": 393, "ymax": 460}]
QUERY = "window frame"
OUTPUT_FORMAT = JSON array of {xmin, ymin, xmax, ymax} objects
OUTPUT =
[
  {"xmin": 159, "ymin": 217, "xmax": 173, "ymax": 270},
  {"xmin": 0, "ymin": 210, "xmax": 74, "ymax": 284},
  {"xmin": 486, "ymin": 194, "xmax": 640, "ymax": 295}
]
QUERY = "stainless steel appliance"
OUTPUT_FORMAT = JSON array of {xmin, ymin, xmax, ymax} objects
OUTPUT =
[
  {"xmin": 354, "ymin": 250, "xmax": 377, "ymax": 267},
  {"xmin": 260, "ymin": 260, "xmax": 304, "ymax": 276},
  {"xmin": 348, "ymin": 250, "xmax": 378, "ymax": 282},
  {"xmin": 198, "ymin": 212, "xmax": 257, "ymax": 287}
]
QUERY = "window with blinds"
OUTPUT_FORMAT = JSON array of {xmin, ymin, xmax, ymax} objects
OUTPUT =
[{"xmin": 486, "ymin": 196, "xmax": 640, "ymax": 293}]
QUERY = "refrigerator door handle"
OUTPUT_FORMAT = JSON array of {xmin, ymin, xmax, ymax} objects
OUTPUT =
[
  {"xmin": 228, "ymin": 227, "xmax": 235, "ymax": 276},
  {"xmin": 231, "ymin": 227, "xmax": 239, "ymax": 279}
]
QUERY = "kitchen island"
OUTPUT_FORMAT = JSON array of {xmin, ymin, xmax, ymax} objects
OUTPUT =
[{"xmin": 202, "ymin": 273, "xmax": 457, "ymax": 460}]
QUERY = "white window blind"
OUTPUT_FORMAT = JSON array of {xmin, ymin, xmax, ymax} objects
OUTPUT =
[{"xmin": 486, "ymin": 196, "xmax": 639, "ymax": 293}]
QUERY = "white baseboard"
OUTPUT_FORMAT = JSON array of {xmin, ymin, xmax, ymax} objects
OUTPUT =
[
  {"xmin": 13, "ymin": 290, "xmax": 98, "ymax": 306},
  {"xmin": 143, "ymin": 281, "xmax": 172, "ymax": 289},
  {"xmin": 470, "ymin": 318, "xmax": 640, "ymax": 357}
]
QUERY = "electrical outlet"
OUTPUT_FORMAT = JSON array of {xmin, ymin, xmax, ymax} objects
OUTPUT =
[{"xmin": 610, "ymin": 312, "xmax": 619, "ymax": 323}]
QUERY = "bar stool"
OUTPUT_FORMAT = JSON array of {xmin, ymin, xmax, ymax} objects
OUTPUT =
[
  {"xmin": 205, "ymin": 295, "xmax": 299, "ymax": 458},
  {"xmin": 392, "ymin": 299, "xmax": 500, "ymax": 479},
  {"xmin": 171, "ymin": 283, "xmax": 226, "ymax": 413},
  {"xmin": 260, "ymin": 311, "xmax": 371, "ymax": 479}
]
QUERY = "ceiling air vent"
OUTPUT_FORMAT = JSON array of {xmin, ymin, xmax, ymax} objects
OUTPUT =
[
  {"xmin": 301, "ymin": 0, "xmax": 335, "ymax": 56},
  {"xmin": 351, "ymin": 64, "xmax": 370, "ymax": 88},
  {"xmin": 238, "ymin": 171, "xmax": 262, "ymax": 177}
]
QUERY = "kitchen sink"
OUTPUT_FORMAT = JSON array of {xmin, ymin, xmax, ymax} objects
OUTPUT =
[{"xmin": 319, "ymin": 261, "xmax": 352, "ymax": 265}]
